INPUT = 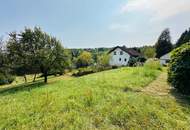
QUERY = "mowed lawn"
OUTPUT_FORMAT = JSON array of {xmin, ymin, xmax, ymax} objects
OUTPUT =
[{"xmin": 0, "ymin": 67, "xmax": 190, "ymax": 129}]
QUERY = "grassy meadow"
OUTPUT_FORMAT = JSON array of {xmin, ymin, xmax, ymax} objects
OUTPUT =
[{"xmin": 0, "ymin": 67, "xmax": 190, "ymax": 129}]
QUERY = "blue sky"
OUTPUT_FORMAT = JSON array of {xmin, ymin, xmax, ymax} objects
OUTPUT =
[{"xmin": 0, "ymin": 0, "xmax": 190, "ymax": 48}]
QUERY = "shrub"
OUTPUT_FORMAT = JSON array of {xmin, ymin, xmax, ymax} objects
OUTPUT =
[
  {"xmin": 168, "ymin": 43, "xmax": 190, "ymax": 95},
  {"xmin": 128, "ymin": 57, "xmax": 138, "ymax": 67},
  {"xmin": 144, "ymin": 59, "xmax": 162, "ymax": 70},
  {"xmin": 94, "ymin": 65, "xmax": 111, "ymax": 72},
  {"xmin": 76, "ymin": 51, "xmax": 93, "ymax": 68},
  {"xmin": 7, "ymin": 75, "xmax": 15, "ymax": 84},
  {"xmin": 97, "ymin": 54, "xmax": 110, "ymax": 68},
  {"xmin": 0, "ymin": 73, "xmax": 15, "ymax": 85},
  {"xmin": 128, "ymin": 57, "xmax": 146, "ymax": 67},
  {"xmin": 72, "ymin": 68, "xmax": 94, "ymax": 77},
  {"xmin": 111, "ymin": 65, "xmax": 118, "ymax": 69}
]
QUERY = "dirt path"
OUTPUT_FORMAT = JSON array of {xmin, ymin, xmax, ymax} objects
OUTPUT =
[{"xmin": 142, "ymin": 72, "xmax": 172, "ymax": 96}]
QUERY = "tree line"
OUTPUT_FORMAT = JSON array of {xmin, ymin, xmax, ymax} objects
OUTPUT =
[
  {"xmin": 155, "ymin": 27, "xmax": 190, "ymax": 58},
  {"xmin": 0, "ymin": 27, "xmax": 111, "ymax": 84},
  {"xmin": 1, "ymin": 26, "xmax": 190, "ymax": 85}
]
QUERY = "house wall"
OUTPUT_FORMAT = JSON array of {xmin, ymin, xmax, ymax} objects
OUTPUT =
[
  {"xmin": 160, "ymin": 59, "xmax": 167, "ymax": 65},
  {"xmin": 109, "ymin": 48, "xmax": 130, "ymax": 66},
  {"xmin": 160, "ymin": 53, "xmax": 170, "ymax": 65}
]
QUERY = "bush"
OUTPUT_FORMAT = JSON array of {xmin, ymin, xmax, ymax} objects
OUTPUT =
[
  {"xmin": 111, "ymin": 65, "xmax": 118, "ymax": 69},
  {"xmin": 0, "ymin": 73, "xmax": 15, "ymax": 85},
  {"xmin": 97, "ymin": 54, "xmax": 110, "ymax": 68},
  {"xmin": 76, "ymin": 51, "xmax": 93, "ymax": 68},
  {"xmin": 168, "ymin": 43, "xmax": 190, "ymax": 95},
  {"xmin": 128, "ymin": 57, "xmax": 138, "ymax": 67},
  {"xmin": 144, "ymin": 59, "xmax": 162, "ymax": 70},
  {"xmin": 72, "ymin": 68, "xmax": 94, "ymax": 77},
  {"xmin": 128, "ymin": 57, "xmax": 146, "ymax": 67}
]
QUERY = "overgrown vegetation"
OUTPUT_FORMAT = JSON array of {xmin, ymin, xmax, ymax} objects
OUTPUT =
[
  {"xmin": 144, "ymin": 59, "xmax": 162, "ymax": 70},
  {"xmin": 1, "ymin": 66, "xmax": 190, "ymax": 129},
  {"xmin": 0, "ymin": 66, "xmax": 162, "ymax": 129},
  {"xmin": 75, "ymin": 51, "xmax": 93, "ymax": 68},
  {"xmin": 168, "ymin": 43, "xmax": 190, "ymax": 95}
]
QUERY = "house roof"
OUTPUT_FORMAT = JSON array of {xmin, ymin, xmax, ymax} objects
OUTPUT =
[{"xmin": 108, "ymin": 46, "xmax": 143, "ymax": 57}]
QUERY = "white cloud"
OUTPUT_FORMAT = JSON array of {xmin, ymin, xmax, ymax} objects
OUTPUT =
[{"xmin": 120, "ymin": 0, "xmax": 190, "ymax": 21}]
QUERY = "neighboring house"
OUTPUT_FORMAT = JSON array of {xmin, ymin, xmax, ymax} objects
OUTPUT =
[
  {"xmin": 108, "ymin": 46, "xmax": 143, "ymax": 66},
  {"xmin": 160, "ymin": 53, "xmax": 171, "ymax": 65}
]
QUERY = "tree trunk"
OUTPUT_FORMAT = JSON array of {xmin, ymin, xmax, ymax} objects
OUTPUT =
[
  {"xmin": 44, "ymin": 71, "xmax": 48, "ymax": 83},
  {"xmin": 33, "ymin": 73, "xmax": 37, "ymax": 82},
  {"xmin": 24, "ymin": 75, "xmax": 27, "ymax": 83}
]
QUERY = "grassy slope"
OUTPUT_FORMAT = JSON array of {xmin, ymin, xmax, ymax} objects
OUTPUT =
[{"xmin": 0, "ymin": 67, "xmax": 190, "ymax": 129}]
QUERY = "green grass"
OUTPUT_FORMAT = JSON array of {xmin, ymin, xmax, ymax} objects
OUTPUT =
[{"xmin": 0, "ymin": 67, "xmax": 190, "ymax": 129}]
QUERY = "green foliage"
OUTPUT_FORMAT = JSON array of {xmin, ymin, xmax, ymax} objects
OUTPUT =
[
  {"xmin": 144, "ymin": 59, "xmax": 162, "ymax": 70},
  {"xmin": 73, "ymin": 53, "xmax": 111, "ymax": 77},
  {"xmin": 140, "ymin": 46, "xmax": 156, "ymax": 58},
  {"xmin": 155, "ymin": 28, "xmax": 173, "ymax": 58},
  {"xmin": 6, "ymin": 27, "xmax": 71, "ymax": 83},
  {"xmin": 72, "ymin": 67, "xmax": 94, "ymax": 77},
  {"xmin": 128, "ymin": 57, "xmax": 138, "ymax": 66},
  {"xmin": 7, "ymin": 32, "xmax": 32, "ymax": 77},
  {"xmin": 176, "ymin": 28, "xmax": 190, "ymax": 47},
  {"xmin": 168, "ymin": 43, "xmax": 190, "ymax": 95},
  {"xmin": 0, "ymin": 38, "xmax": 15, "ymax": 85},
  {"xmin": 76, "ymin": 51, "xmax": 93, "ymax": 68},
  {"xmin": 128, "ymin": 57, "xmax": 146, "ymax": 67},
  {"xmin": 0, "ymin": 73, "xmax": 15, "ymax": 85},
  {"xmin": 97, "ymin": 54, "xmax": 110, "ymax": 68}
]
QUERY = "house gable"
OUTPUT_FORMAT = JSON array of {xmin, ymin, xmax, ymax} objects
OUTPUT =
[
  {"xmin": 109, "ymin": 48, "xmax": 130, "ymax": 66},
  {"xmin": 108, "ymin": 46, "xmax": 144, "ymax": 66},
  {"xmin": 108, "ymin": 46, "xmax": 143, "ymax": 57}
]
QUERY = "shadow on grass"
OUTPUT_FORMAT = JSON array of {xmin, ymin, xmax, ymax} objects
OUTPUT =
[
  {"xmin": 123, "ymin": 87, "xmax": 142, "ymax": 93},
  {"xmin": 0, "ymin": 75, "xmax": 63, "ymax": 96},
  {"xmin": 170, "ymin": 88, "xmax": 190, "ymax": 106},
  {"xmin": 0, "ymin": 80, "xmax": 47, "ymax": 95}
]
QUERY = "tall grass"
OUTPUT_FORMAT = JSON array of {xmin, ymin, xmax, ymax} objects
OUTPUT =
[
  {"xmin": 0, "ymin": 66, "xmax": 190, "ymax": 129},
  {"xmin": 144, "ymin": 59, "xmax": 162, "ymax": 70}
]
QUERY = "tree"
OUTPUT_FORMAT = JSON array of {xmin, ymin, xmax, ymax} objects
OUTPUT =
[
  {"xmin": 155, "ymin": 28, "xmax": 173, "ymax": 58},
  {"xmin": 176, "ymin": 28, "xmax": 190, "ymax": 47},
  {"xmin": 168, "ymin": 43, "xmax": 190, "ymax": 95},
  {"xmin": 0, "ymin": 37, "xmax": 15, "ymax": 85},
  {"xmin": 29, "ymin": 27, "xmax": 70, "ymax": 83},
  {"xmin": 76, "ymin": 51, "xmax": 93, "ymax": 68},
  {"xmin": 97, "ymin": 54, "xmax": 110, "ymax": 68},
  {"xmin": 6, "ymin": 27, "xmax": 70, "ymax": 83},
  {"xmin": 6, "ymin": 32, "xmax": 31, "ymax": 82},
  {"xmin": 140, "ymin": 46, "xmax": 155, "ymax": 58}
]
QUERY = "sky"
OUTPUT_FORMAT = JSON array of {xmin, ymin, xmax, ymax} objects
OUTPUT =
[{"xmin": 0, "ymin": 0, "xmax": 190, "ymax": 48}]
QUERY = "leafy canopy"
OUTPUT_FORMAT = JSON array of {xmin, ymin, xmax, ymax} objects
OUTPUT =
[
  {"xmin": 176, "ymin": 28, "xmax": 190, "ymax": 48},
  {"xmin": 6, "ymin": 27, "xmax": 70, "ymax": 83},
  {"xmin": 155, "ymin": 28, "xmax": 173, "ymax": 58}
]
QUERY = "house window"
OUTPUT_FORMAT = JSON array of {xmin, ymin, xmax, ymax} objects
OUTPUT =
[
  {"xmin": 120, "ymin": 51, "xmax": 123, "ymax": 55},
  {"xmin": 119, "ymin": 58, "xmax": 121, "ymax": 61},
  {"xmin": 124, "ymin": 58, "xmax": 127, "ymax": 62},
  {"xmin": 114, "ymin": 51, "xmax": 117, "ymax": 55}
]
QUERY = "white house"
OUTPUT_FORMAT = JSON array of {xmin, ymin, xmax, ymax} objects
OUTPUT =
[
  {"xmin": 160, "ymin": 53, "xmax": 171, "ymax": 65},
  {"xmin": 108, "ymin": 46, "xmax": 143, "ymax": 66}
]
